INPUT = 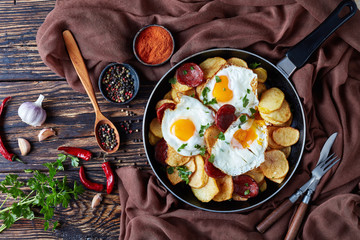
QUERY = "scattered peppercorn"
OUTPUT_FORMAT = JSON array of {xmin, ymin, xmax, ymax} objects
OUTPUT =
[
  {"xmin": 97, "ymin": 124, "xmax": 118, "ymax": 150},
  {"xmin": 101, "ymin": 65, "xmax": 135, "ymax": 103}
]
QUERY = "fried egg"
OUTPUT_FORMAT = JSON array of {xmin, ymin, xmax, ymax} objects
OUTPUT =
[
  {"xmin": 200, "ymin": 65, "xmax": 258, "ymax": 116},
  {"xmin": 211, "ymin": 116, "xmax": 268, "ymax": 176},
  {"xmin": 162, "ymin": 96, "xmax": 215, "ymax": 156}
]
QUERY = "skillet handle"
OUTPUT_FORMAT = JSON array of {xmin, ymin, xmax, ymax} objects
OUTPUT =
[{"xmin": 286, "ymin": 0, "xmax": 356, "ymax": 69}]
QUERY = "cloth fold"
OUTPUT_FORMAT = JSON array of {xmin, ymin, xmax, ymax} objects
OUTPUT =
[{"xmin": 37, "ymin": 0, "xmax": 360, "ymax": 239}]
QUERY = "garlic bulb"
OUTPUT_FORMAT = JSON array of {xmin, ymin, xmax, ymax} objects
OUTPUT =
[{"xmin": 18, "ymin": 94, "xmax": 47, "ymax": 126}]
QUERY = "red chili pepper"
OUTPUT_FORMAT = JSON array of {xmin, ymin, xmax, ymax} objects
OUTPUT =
[
  {"xmin": 79, "ymin": 166, "xmax": 104, "ymax": 191},
  {"xmin": 0, "ymin": 97, "xmax": 22, "ymax": 163},
  {"xmin": 102, "ymin": 161, "xmax": 115, "ymax": 194},
  {"xmin": 58, "ymin": 146, "xmax": 92, "ymax": 161}
]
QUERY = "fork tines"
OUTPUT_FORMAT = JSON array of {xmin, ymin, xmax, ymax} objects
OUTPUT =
[{"xmin": 320, "ymin": 154, "xmax": 340, "ymax": 172}]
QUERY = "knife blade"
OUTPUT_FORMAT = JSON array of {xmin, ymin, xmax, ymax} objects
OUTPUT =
[{"xmin": 317, "ymin": 132, "xmax": 337, "ymax": 167}]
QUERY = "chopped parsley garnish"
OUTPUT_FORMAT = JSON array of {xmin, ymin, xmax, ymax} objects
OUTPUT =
[
  {"xmin": 244, "ymin": 189, "xmax": 250, "ymax": 195},
  {"xmin": 202, "ymin": 87, "xmax": 217, "ymax": 105},
  {"xmin": 183, "ymin": 70, "xmax": 188, "ymax": 75},
  {"xmin": 190, "ymin": 94, "xmax": 195, "ymax": 97},
  {"xmin": 217, "ymin": 132, "xmax": 225, "ymax": 140},
  {"xmin": 249, "ymin": 62, "xmax": 261, "ymax": 69},
  {"xmin": 202, "ymin": 87, "xmax": 210, "ymax": 97},
  {"xmin": 225, "ymin": 141, "xmax": 230, "ymax": 145},
  {"xmin": 194, "ymin": 144, "xmax": 206, "ymax": 156},
  {"xmin": 250, "ymin": 108, "xmax": 256, "ymax": 118},
  {"xmin": 169, "ymin": 77, "xmax": 177, "ymax": 84},
  {"xmin": 177, "ymin": 143, "xmax": 187, "ymax": 152},
  {"xmin": 242, "ymin": 94, "xmax": 249, "ymax": 108},
  {"xmin": 176, "ymin": 166, "xmax": 192, "ymax": 184},
  {"xmin": 223, "ymin": 88, "xmax": 226, "ymax": 91},
  {"xmin": 190, "ymin": 66, "xmax": 194, "ymax": 70},
  {"xmin": 208, "ymin": 154, "xmax": 215, "ymax": 163},
  {"xmin": 186, "ymin": 107, "xmax": 190, "ymax": 110},
  {"xmin": 247, "ymin": 89, "xmax": 251, "ymax": 94},
  {"xmin": 167, "ymin": 166, "xmax": 174, "ymax": 174},
  {"xmin": 245, "ymin": 183, "xmax": 249, "ymax": 187},
  {"xmin": 199, "ymin": 123, "xmax": 211, "ymax": 137},
  {"xmin": 240, "ymin": 115, "xmax": 247, "ymax": 123},
  {"xmin": 215, "ymin": 76, "xmax": 221, "ymax": 83}
]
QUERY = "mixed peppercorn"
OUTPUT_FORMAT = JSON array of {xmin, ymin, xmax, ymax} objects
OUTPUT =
[
  {"xmin": 97, "ymin": 123, "xmax": 118, "ymax": 150},
  {"xmin": 100, "ymin": 64, "xmax": 135, "ymax": 103}
]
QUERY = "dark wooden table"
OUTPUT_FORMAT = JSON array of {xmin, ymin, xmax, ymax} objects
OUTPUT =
[{"xmin": 0, "ymin": 0, "xmax": 153, "ymax": 239}]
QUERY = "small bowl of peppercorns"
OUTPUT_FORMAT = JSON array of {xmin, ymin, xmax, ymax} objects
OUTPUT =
[{"xmin": 98, "ymin": 63, "xmax": 140, "ymax": 105}]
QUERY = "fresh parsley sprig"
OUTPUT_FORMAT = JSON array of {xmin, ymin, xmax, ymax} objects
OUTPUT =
[
  {"xmin": 0, "ymin": 154, "xmax": 84, "ymax": 232},
  {"xmin": 202, "ymin": 87, "xmax": 217, "ymax": 105}
]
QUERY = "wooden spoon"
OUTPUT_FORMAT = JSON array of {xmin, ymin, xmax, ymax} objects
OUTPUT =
[{"xmin": 62, "ymin": 30, "xmax": 120, "ymax": 153}]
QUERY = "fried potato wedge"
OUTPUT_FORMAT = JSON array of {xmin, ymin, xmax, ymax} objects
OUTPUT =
[
  {"xmin": 258, "ymin": 88, "xmax": 285, "ymax": 114},
  {"xmin": 213, "ymin": 175, "xmax": 234, "ymax": 202},
  {"xmin": 163, "ymin": 90, "xmax": 173, "ymax": 100},
  {"xmin": 227, "ymin": 57, "xmax": 248, "ymax": 68},
  {"xmin": 232, "ymin": 193, "xmax": 248, "ymax": 201},
  {"xmin": 199, "ymin": 57, "xmax": 227, "ymax": 80},
  {"xmin": 273, "ymin": 114, "xmax": 293, "ymax": 127},
  {"xmin": 269, "ymin": 176, "xmax": 285, "ymax": 184},
  {"xmin": 259, "ymin": 180, "xmax": 267, "ymax": 192},
  {"xmin": 189, "ymin": 155, "xmax": 209, "ymax": 189},
  {"xmin": 155, "ymin": 99, "xmax": 176, "ymax": 110},
  {"xmin": 172, "ymin": 80, "xmax": 193, "ymax": 92},
  {"xmin": 272, "ymin": 127, "xmax": 300, "ymax": 147},
  {"xmin": 257, "ymin": 82, "xmax": 267, "ymax": 98},
  {"xmin": 191, "ymin": 177, "xmax": 219, "ymax": 202},
  {"xmin": 204, "ymin": 125, "xmax": 221, "ymax": 153},
  {"xmin": 261, "ymin": 150, "xmax": 289, "ymax": 179},
  {"xmin": 267, "ymin": 126, "xmax": 283, "ymax": 149},
  {"xmin": 245, "ymin": 167, "xmax": 265, "ymax": 185},
  {"xmin": 166, "ymin": 158, "xmax": 196, "ymax": 185},
  {"xmin": 166, "ymin": 166, "xmax": 183, "ymax": 185},
  {"xmin": 150, "ymin": 118, "xmax": 162, "ymax": 138},
  {"xmin": 171, "ymin": 88, "xmax": 196, "ymax": 103},
  {"xmin": 260, "ymin": 100, "xmax": 291, "ymax": 124},
  {"xmin": 280, "ymin": 146, "xmax": 291, "ymax": 158},
  {"xmin": 149, "ymin": 131, "xmax": 160, "ymax": 146},
  {"xmin": 165, "ymin": 145, "xmax": 191, "ymax": 167},
  {"xmin": 253, "ymin": 67, "xmax": 268, "ymax": 83}
]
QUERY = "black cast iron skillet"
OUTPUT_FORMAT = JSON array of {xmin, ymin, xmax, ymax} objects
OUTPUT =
[{"xmin": 142, "ymin": 0, "xmax": 356, "ymax": 212}]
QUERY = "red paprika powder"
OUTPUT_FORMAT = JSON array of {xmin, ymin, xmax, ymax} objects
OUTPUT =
[{"xmin": 135, "ymin": 25, "xmax": 174, "ymax": 65}]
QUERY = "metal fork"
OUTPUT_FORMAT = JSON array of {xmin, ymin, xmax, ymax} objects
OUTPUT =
[{"xmin": 284, "ymin": 154, "xmax": 341, "ymax": 240}]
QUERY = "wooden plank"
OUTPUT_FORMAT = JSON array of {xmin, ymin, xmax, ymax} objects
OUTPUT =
[
  {"xmin": 0, "ymin": 0, "xmax": 60, "ymax": 80},
  {"xmin": 0, "ymin": 80, "xmax": 155, "ymax": 238}
]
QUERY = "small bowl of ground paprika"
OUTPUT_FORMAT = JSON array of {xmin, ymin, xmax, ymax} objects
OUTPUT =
[
  {"xmin": 98, "ymin": 63, "xmax": 139, "ymax": 104},
  {"xmin": 133, "ymin": 24, "xmax": 175, "ymax": 66}
]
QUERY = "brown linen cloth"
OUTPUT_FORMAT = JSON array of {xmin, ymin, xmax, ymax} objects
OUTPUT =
[{"xmin": 37, "ymin": 0, "xmax": 360, "ymax": 239}]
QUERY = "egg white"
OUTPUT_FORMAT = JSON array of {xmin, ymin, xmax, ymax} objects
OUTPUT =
[
  {"xmin": 161, "ymin": 96, "xmax": 215, "ymax": 156},
  {"xmin": 200, "ymin": 65, "xmax": 258, "ymax": 116},
  {"xmin": 211, "ymin": 117, "xmax": 268, "ymax": 176}
]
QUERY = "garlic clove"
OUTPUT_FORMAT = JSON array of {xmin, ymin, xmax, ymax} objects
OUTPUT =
[
  {"xmin": 18, "ymin": 138, "xmax": 31, "ymax": 156},
  {"xmin": 91, "ymin": 193, "xmax": 103, "ymax": 209},
  {"xmin": 38, "ymin": 128, "xmax": 56, "ymax": 142},
  {"xmin": 18, "ymin": 94, "xmax": 47, "ymax": 127}
]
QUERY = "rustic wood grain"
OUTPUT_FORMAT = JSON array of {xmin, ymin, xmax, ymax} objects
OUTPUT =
[
  {"xmin": 0, "ymin": 0, "xmax": 160, "ymax": 238},
  {"xmin": 0, "ymin": 0, "xmax": 60, "ymax": 80}
]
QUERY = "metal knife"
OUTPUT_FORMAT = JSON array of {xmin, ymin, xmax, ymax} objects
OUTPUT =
[{"xmin": 256, "ymin": 132, "xmax": 338, "ymax": 233}]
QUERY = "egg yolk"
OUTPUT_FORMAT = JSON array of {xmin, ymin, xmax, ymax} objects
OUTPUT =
[
  {"xmin": 233, "ymin": 125, "xmax": 258, "ymax": 148},
  {"xmin": 171, "ymin": 119, "xmax": 195, "ymax": 141},
  {"xmin": 212, "ymin": 75, "xmax": 233, "ymax": 102}
]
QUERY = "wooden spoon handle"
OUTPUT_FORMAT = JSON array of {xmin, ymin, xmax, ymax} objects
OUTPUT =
[
  {"xmin": 62, "ymin": 30, "xmax": 100, "ymax": 114},
  {"xmin": 284, "ymin": 202, "xmax": 308, "ymax": 240},
  {"xmin": 256, "ymin": 199, "xmax": 294, "ymax": 233}
]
